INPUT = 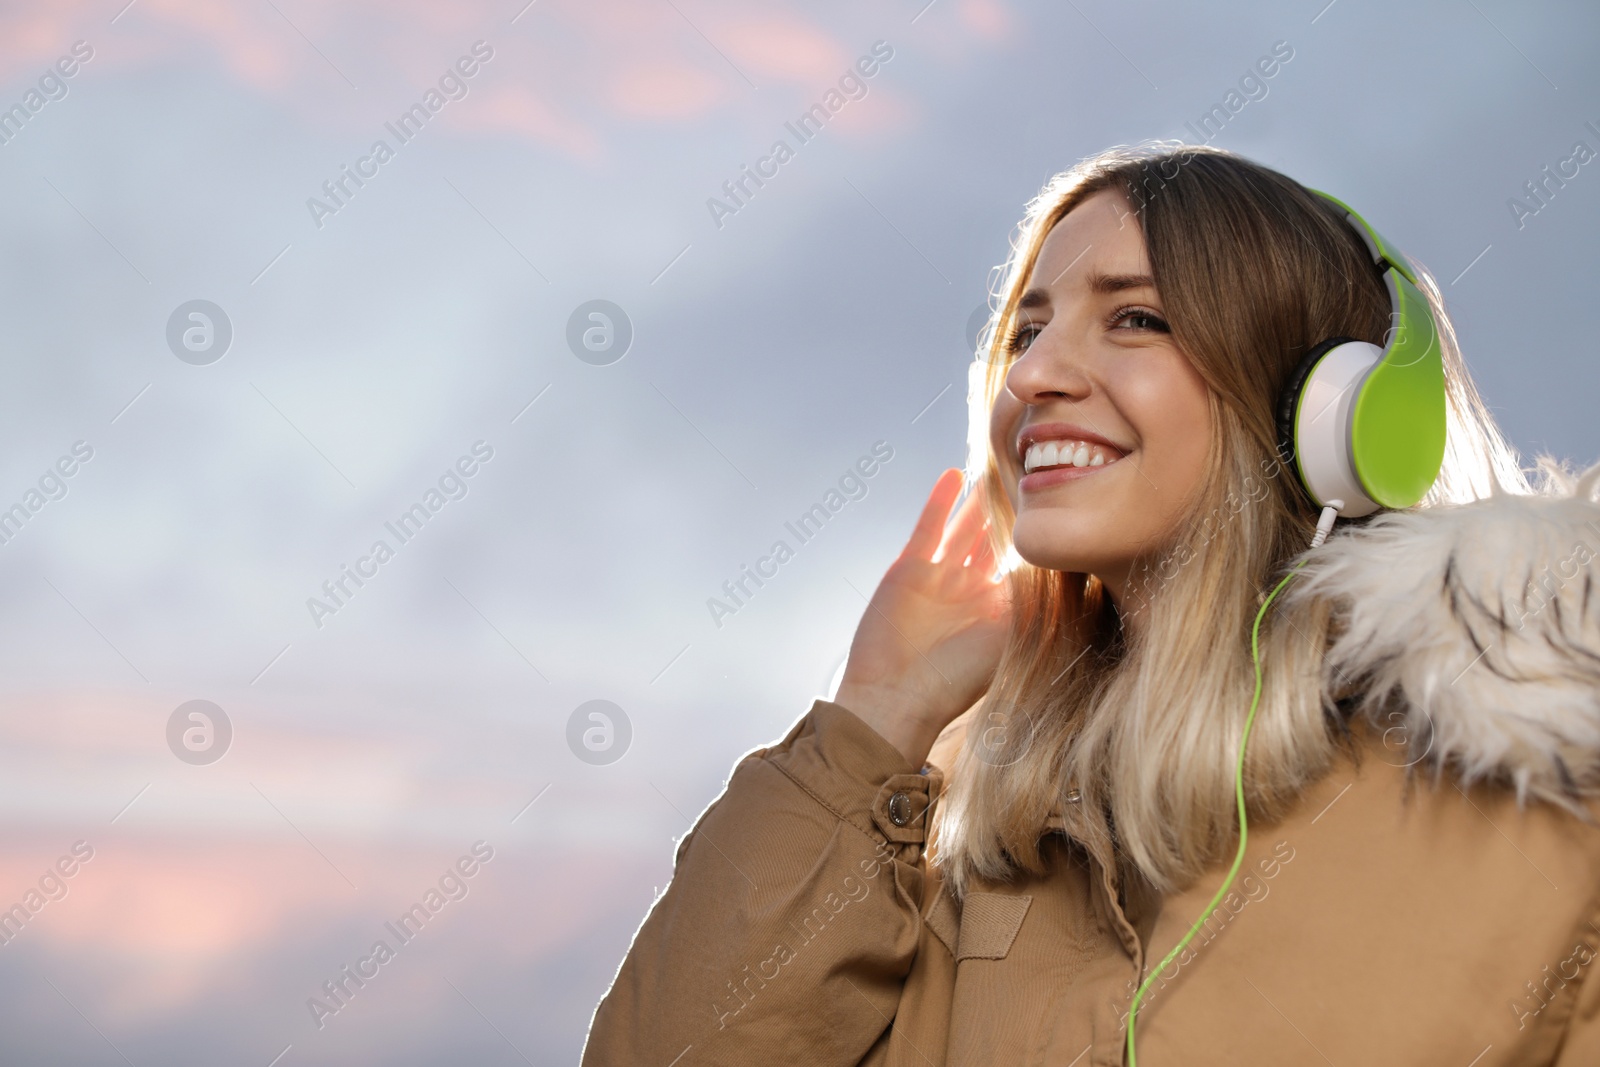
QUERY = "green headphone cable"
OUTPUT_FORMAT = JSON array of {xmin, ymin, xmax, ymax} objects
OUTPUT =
[{"xmin": 1123, "ymin": 519, "xmax": 1329, "ymax": 1065}]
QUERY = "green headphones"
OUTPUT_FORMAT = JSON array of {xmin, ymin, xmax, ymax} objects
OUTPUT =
[{"xmin": 1274, "ymin": 191, "xmax": 1448, "ymax": 519}]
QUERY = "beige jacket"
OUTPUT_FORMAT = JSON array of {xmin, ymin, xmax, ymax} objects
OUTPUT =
[{"xmin": 583, "ymin": 471, "xmax": 1600, "ymax": 1066}]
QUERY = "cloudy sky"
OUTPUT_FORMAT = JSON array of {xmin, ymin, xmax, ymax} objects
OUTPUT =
[{"xmin": 0, "ymin": 0, "xmax": 1594, "ymax": 1063}]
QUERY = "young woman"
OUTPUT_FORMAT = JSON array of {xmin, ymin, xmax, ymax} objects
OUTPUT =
[{"xmin": 581, "ymin": 145, "xmax": 1600, "ymax": 1065}]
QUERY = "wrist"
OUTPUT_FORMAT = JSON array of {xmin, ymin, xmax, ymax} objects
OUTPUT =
[{"xmin": 831, "ymin": 680, "xmax": 943, "ymax": 769}]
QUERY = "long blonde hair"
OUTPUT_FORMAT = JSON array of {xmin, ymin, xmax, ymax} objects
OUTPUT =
[{"xmin": 934, "ymin": 143, "xmax": 1527, "ymax": 897}]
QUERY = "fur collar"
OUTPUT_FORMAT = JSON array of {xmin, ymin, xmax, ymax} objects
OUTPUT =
[{"xmin": 1291, "ymin": 463, "xmax": 1600, "ymax": 809}]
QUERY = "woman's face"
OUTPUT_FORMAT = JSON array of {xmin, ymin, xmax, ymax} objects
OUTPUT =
[{"xmin": 988, "ymin": 187, "xmax": 1214, "ymax": 603}]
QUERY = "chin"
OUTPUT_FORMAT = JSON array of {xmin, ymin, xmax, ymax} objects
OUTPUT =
[{"xmin": 1010, "ymin": 514, "xmax": 1117, "ymax": 575}]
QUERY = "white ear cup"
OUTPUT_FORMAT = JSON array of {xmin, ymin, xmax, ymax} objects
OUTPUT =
[{"xmin": 1292, "ymin": 340, "xmax": 1383, "ymax": 518}]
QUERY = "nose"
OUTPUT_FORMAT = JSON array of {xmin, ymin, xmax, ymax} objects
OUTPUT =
[{"xmin": 1001, "ymin": 320, "xmax": 1093, "ymax": 410}]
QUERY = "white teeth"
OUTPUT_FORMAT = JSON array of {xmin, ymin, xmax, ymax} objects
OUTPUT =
[{"xmin": 1023, "ymin": 438, "xmax": 1119, "ymax": 474}]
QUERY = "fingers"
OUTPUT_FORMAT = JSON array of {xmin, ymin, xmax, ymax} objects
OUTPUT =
[
  {"xmin": 956, "ymin": 481, "xmax": 995, "ymax": 562},
  {"xmin": 903, "ymin": 468, "xmax": 965, "ymax": 561},
  {"xmin": 964, "ymin": 519, "xmax": 1000, "ymax": 577},
  {"xmin": 932, "ymin": 471, "xmax": 988, "ymax": 564}
]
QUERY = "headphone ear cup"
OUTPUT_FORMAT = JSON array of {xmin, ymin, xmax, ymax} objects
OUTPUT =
[{"xmin": 1276, "ymin": 336, "xmax": 1358, "ymax": 482}]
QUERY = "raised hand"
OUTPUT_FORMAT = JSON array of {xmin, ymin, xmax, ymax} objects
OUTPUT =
[{"xmin": 834, "ymin": 467, "xmax": 1012, "ymax": 768}]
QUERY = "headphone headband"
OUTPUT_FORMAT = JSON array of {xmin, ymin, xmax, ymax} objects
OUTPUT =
[{"xmin": 1312, "ymin": 190, "xmax": 1419, "ymax": 284}]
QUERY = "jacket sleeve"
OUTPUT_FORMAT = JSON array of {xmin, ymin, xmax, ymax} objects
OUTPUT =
[{"xmin": 580, "ymin": 698, "xmax": 941, "ymax": 1067}]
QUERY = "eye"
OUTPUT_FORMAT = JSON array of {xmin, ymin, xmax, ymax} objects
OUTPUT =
[
  {"xmin": 1107, "ymin": 306, "xmax": 1170, "ymax": 333},
  {"xmin": 1000, "ymin": 320, "xmax": 1043, "ymax": 356}
]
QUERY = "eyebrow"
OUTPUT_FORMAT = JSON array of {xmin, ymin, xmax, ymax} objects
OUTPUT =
[{"xmin": 1016, "ymin": 270, "xmax": 1157, "ymax": 309}]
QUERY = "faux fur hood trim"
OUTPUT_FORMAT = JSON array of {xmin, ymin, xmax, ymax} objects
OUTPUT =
[{"xmin": 1289, "ymin": 462, "xmax": 1600, "ymax": 809}]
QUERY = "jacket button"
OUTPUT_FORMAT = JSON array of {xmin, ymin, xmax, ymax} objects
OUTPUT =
[{"xmin": 888, "ymin": 791, "xmax": 913, "ymax": 827}]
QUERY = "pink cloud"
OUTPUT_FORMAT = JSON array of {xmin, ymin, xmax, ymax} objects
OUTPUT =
[
  {"xmin": 961, "ymin": 0, "xmax": 1015, "ymax": 38},
  {"xmin": 609, "ymin": 61, "xmax": 725, "ymax": 121},
  {"xmin": 0, "ymin": 829, "xmax": 659, "ymax": 1024},
  {"xmin": 0, "ymin": 0, "xmax": 997, "ymax": 159},
  {"xmin": 720, "ymin": 15, "xmax": 848, "ymax": 84},
  {"xmin": 454, "ymin": 83, "xmax": 606, "ymax": 161}
]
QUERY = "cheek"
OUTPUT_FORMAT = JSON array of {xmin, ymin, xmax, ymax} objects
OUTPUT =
[{"xmin": 1110, "ymin": 354, "xmax": 1212, "ymax": 481}]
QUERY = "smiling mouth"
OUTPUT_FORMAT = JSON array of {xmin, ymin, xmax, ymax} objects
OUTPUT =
[{"xmin": 1021, "ymin": 438, "xmax": 1123, "ymax": 475}]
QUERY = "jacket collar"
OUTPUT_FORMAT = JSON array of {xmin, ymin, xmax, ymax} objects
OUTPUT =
[{"xmin": 1291, "ymin": 462, "xmax": 1600, "ymax": 809}]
